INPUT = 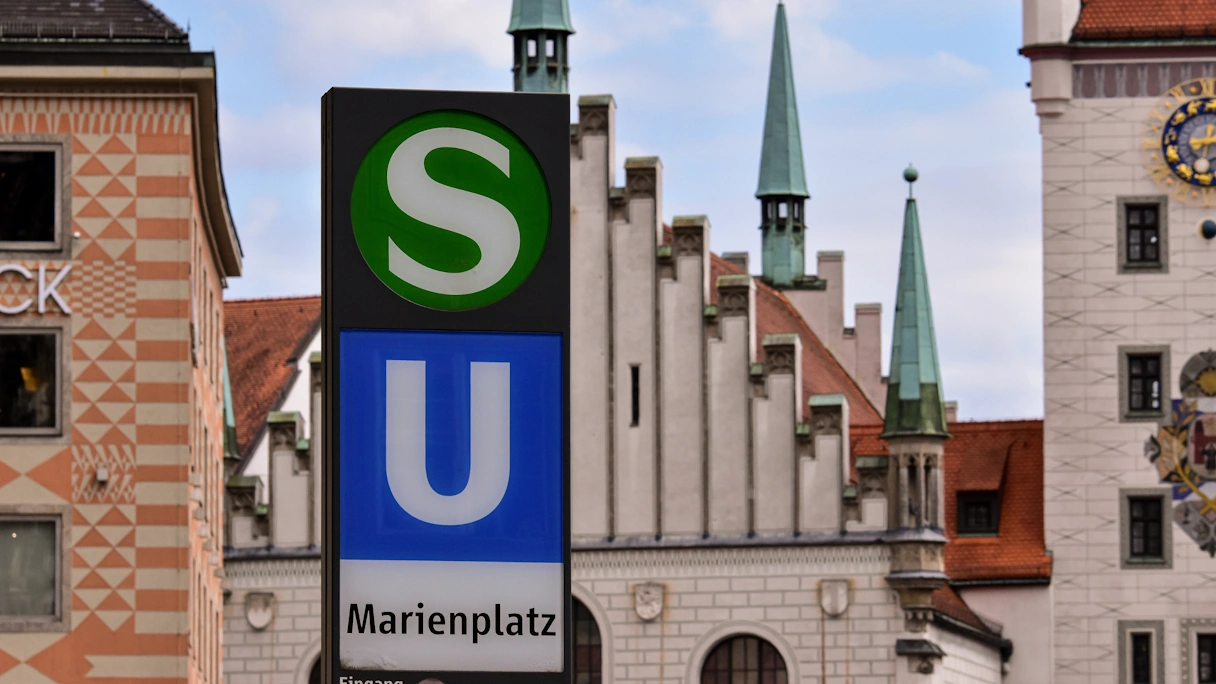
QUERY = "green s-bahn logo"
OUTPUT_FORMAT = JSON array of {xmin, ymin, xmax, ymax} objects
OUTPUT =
[{"xmin": 350, "ymin": 110, "xmax": 551, "ymax": 311}]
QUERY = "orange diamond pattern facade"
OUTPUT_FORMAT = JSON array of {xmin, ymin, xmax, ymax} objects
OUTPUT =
[{"xmin": 0, "ymin": 94, "xmax": 230, "ymax": 683}]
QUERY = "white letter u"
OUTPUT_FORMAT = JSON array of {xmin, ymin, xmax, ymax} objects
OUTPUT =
[{"xmin": 384, "ymin": 360, "xmax": 511, "ymax": 525}]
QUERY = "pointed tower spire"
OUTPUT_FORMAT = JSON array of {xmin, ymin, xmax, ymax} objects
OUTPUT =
[
  {"xmin": 882, "ymin": 165, "xmax": 950, "ymax": 439},
  {"xmin": 757, "ymin": 2, "xmax": 809, "ymax": 288},
  {"xmin": 508, "ymin": 0, "xmax": 575, "ymax": 93}
]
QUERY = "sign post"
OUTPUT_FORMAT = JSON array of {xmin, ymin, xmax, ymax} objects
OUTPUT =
[{"xmin": 321, "ymin": 88, "xmax": 570, "ymax": 684}]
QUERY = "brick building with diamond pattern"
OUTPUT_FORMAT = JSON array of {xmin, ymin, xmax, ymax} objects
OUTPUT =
[{"xmin": 0, "ymin": 1, "xmax": 241, "ymax": 682}]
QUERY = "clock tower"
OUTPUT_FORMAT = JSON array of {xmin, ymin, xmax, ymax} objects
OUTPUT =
[{"xmin": 1023, "ymin": 0, "xmax": 1216, "ymax": 682}]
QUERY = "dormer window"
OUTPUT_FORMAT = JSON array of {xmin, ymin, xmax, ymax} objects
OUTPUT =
[{"xmin": 957, "ymin": 492, "xmax": 1000, "ymax": 535}]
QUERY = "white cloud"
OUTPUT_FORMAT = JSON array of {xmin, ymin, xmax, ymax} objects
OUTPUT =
[
  {"xmin": 264, "ymin": 0, "xmax": 512, "ymax": 78},
  {"xmin": 220, "ymin": 104, "xmax": 319, "ymax": 171}
]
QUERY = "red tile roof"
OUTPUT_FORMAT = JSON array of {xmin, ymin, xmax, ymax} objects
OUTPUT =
[
  {"xmin": 225, "ymin": 296, "xmax": 321, "ymax": 461},
  {"xmin": 1073, "ymin": 0, "xmax": 1216, "ymax": 41},
  {"xmin": 708, "ymin": 253, "xmax": 883, "ymax": 426},
  {"xmin": 932, "ymin": 585, "xmax": 994, "ymax": 635},
  {"xmin": 851, "ymin": 419, "xmax": 1051, "ymax": 584}
]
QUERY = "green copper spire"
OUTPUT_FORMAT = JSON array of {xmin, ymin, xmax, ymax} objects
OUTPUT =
[
  {"xmin": 756, "ymin": 2, "xmax": 808, "ymax": 199},
  {"xmin": 756, "ymin": 2, "xmax": 809, "ymax": 288},
  {"xmin": 508, "ymin": 0, "xmax": 574, "ymax": 93},
  {"xmin": 882, "ymin": 166, "xmax": 950, "ymax": 439}
]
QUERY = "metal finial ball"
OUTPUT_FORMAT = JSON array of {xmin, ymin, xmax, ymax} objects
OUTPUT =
[
  {"xmin": 903, "ymin": 164, "xmax": 918, "ymax": 183},
  {"xmin": 1202, "ymin": 219, "xmax": 1216, "ymax": 240}
]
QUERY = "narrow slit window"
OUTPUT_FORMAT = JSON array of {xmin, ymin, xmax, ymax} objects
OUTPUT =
[
  {"xmin": 547, "ymin": 39, "xmax": 555, "ymax": 58},
  {"xmin": 630, "ymin": 365, "xmax": 640, "ymax": 427},
  {"xmin": 528, "ymin": 39, "xmax": 537, "ymax": 58},
  {"xmin": 1131, "ymin": 632, "xmax": 1152, "ymax": 684}
]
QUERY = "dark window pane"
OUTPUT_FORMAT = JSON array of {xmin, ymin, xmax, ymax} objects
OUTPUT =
[
  {"xmin": 574, "ymin": 600, "xmax": 602, "ymax": 684},
  {"xmin": 0, "ymin": 519, "xmax": 56, "ymax": 616},
  {"xmin": 1128, "ymin": 354, "xmax": 1163, "ymax": 414},
  {"xmin": 702, "ymin": 636, "xmax": 787, "ymax": 684},
  {"xmin": 1199, "ymin": 634, "xmax": 1216, "ymax": 683},
  {"xmin": 0, "ymin": 150, "xmax": 56, "ymax": 243},
  {"xmin": 0, "ymin": 333, "xmax": 57, "ymax": 430},
  {"xmin": 1129, "ymin": 497, "xmax": 1164, "ymax": 560},
  {"xmin": 1131, "ymin": 632, "xmax": 1152, "ymax": 683}
]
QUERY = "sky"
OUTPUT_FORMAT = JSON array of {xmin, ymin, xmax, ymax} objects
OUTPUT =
[{"xmin": 157, "ymin": 0, "xmax": 1042, "ymax": 421}]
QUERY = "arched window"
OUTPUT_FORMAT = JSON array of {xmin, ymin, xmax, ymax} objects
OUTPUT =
[
  {"xmin": 701, "ymin": 635, "xmax": 787, "ymax": 684},
  {"xmin": 308, "ymin": 658, "xmax": 321, "ymax": 684},
  {"xmin": 574, "ymin": 599, "xmax": 602, "ymax": 684}
]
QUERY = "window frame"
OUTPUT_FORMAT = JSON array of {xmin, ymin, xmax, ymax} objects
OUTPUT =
[
  {"xmin": 956, "ymin": 491, "xmax": 1001, "ymax": 536},
  {"xmin": 1118, "ymin": 620, "xmax": 1164, "ymax": 684},
  {"xmin": 1119, "ymin": 489, "xmax": 1173, "ymax": 570},
  {"xmin": 0, "ymin": 136, "xmax": 71, "ymax": 259},
  {"xmin": 0, "ymin": 323, "xmax": 69, "ymax": 439},
  {"xmin": 700, "ymin": 634, "xmax": 788, "ymax": 684},
  {"xmin": 0, "ymin": 504, "xmax": 71, "ymax": 633},
  {"xmin": 1198, "ymin": 633, "xmax": 1216, "ymax": 684},
  {"xmin": 1119, "ymin": 346, "xmax": 1171, "ymax": 423},
  {"xmin": 1117, "ymin": 196, "xmax": 1169, "ymax": 274},
  {"xmin": 573, "ymin": 599, "xmax": 603, "ymax": 684},
  {"xmin": 1182, "ymin": 619, "xmax": 1216, "ymax": 684}
]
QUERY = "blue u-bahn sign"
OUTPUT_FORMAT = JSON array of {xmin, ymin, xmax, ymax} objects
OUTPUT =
[{"xmin": 322, "ymin": 88, "xmax": 570, "ymax": 684}]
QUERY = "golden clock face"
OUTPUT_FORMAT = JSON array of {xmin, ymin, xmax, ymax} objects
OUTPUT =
[{"xmin": 1144, "ymin": 78, "xmax": 1216, "ymax": 206}]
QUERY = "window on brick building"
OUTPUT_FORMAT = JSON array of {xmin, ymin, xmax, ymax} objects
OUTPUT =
[
  {"xmin": 1199, "ymin": 634, "xmax": 1216, "ymax": 683},
  {"xmin": 574, "ymin": 599, "xmax": 602, "ymax": 684},
  {"xmin": 1120, "ymin": 347, "xmax": 1170, "ymax": 423},
  {"xmin": 0, "ymin": 507, "xmax": 68, "ymax": 632},
  {"xmin": 1117, "ymin": 196, "xmax": 1168, "ymax": 274},
  {"xmin": 0, "ymin": 147, "xmax": 58, "ymax": 248},
  {"xmin": 1128, "ymin": 354, "xmax": 1162, "ymax": 413},
  {"xmin": 1120, "ymin": 490, "xmax": 1172, "ymax": 570},
  {"xmin": 1131, "ymin": 632, "xmax": 1152, "ymax": 683},
  {"xmin": 1128, "ymin": 496, "xmax": 1163, "ymax": 560},
  {"xmin": 701, "ymin": 635, "xmax": 787, "ymax": 684},
  {"xmin": 1125, "ymin": 204, "xmax": 1161, "ymax": 264},
  {"xmin": 0, "ymin": 330, "xmax": 59, "ymax": 434}
]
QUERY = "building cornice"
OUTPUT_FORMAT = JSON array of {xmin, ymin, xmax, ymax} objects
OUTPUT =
[{"xmin": 573, "ymin": 544, "xmax": 889, "ymax": 578}]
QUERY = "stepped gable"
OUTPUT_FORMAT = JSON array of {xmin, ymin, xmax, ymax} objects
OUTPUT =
[
  {"xmin": 224, "ymin": 295, "xmax": 321, "ymax": 460},
  {"xmin": 852, "ymin": 419, "xmax": 1051, "ymax": 583},
  {"xmin": 1072, "ymin": 0, "xmax": 1216, "ymax": 41},
  {"xmin": 709, "ymin": 252, "xmax": 883, "ymax": 426},
  {"xmin": 0, "ymin": 0, "xmax": 189, "ymax": 43}
]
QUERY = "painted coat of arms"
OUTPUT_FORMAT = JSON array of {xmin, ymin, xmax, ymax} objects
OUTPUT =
[{"xmin": 1145, "ymin": 351, "xmax": 1216, "ymax": 556}]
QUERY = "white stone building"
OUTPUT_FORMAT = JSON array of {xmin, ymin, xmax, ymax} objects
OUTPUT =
[
  {"xmin": 1023, "ymin": 0, "xmax": 1216, "ymax": 682},
  {"xmin": 221, "ymin": 2, "xmax": 1052, "ymax": 683}
]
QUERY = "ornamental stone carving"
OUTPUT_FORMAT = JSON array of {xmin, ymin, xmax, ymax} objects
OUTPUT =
[
  {"xmin": 672, "ymin": 226, "xmax": 704, "ymax": 257},
  {"xmin": 245, "ymin": 592, "xmax": 275, "ymax": 631},
  {"xmin": 812, "ymin": 411, "xmax": 841, "ymax": 434},
  {"xmin": 819, "ymin": 579, "xmax": 849, "ymax": 618},
  {"xmin": 633, "ymin": 582, "xmax": 664, "ymax": 621},
  {"xmin": 765, "ymin": 348, "xmax": 797, "ymax": 375},
  {"xmin": 625, "ymin": 166, "xmax": 657, "ymax": 201},
  {"xmin": 579, "ymin": 108, "xmax": 608, "ymax": 136}
]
